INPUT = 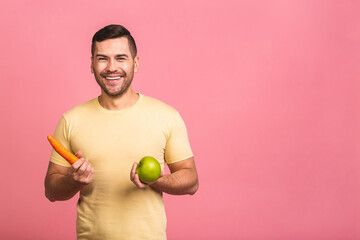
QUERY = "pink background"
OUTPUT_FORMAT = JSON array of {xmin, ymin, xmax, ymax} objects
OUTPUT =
[{"xmin": 0, "ymin": 0, "xmax": 359, "ymax": 239}]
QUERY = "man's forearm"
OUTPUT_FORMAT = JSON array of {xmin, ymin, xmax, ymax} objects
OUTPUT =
[
  {"xmin": 150, "ymin": 168, "xmax": 199, "ymax": 195},
  {"xmin": 45, "ymin": 174, "xmax": 83, "ymax": 202}
]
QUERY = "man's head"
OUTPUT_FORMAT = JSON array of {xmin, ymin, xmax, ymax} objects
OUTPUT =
[
  {"xmin": 91, "ymin": 24, "xmax": 137, "ymax": 58},
  {"xmin": 91, "ymin": 24, "xmax": 139, "ymax": 98}
]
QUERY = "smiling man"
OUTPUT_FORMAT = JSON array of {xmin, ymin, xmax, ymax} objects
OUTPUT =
[{"xmin": 44, "ymin": 24, "xmax": 198, "ymax": 240}]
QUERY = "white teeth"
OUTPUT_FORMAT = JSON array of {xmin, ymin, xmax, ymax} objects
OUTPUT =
[{"xmin": 106, "ymin": 76, "xmax": 121, "ymax": 80}]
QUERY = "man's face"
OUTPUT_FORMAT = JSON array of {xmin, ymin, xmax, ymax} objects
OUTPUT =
[{"xmin": 91, "ymin": 37, "xmax": 139, "ymax": 97}]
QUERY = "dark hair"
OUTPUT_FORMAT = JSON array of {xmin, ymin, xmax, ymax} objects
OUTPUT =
[{"xmin": 91, "ymin": 24, "xmax": 137, "ymax": 57}]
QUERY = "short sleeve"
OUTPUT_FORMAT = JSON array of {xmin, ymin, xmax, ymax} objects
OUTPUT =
[
  {"xmin": 164, "ymin": 112, "xmax": 193, "ymax": 164},
  {"xmin": 49, "ymin": 115, "xmax": 72, "ymax": 167}
]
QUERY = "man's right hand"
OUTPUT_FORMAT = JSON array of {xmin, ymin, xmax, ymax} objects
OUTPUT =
[
  {"xmin": 68, "ymin": 151, "xmax": 94, "ymax": 185},
  {"xmin": 45, "ymin": 150, "xmax": 95, "ymax": 202}
]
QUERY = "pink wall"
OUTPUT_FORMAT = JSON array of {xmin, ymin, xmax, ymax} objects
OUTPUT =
[{"xmin": 0, "ymin": 0, "xmax": 359, "ymax": 239}]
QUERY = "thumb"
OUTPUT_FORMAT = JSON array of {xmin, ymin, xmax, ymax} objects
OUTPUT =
[{"xmin": 76, "ymin": 150, "xmax": 83, "ymax": 158}]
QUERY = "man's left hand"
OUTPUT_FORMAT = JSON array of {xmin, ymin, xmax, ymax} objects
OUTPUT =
[{"xmin": 130, "ymin": 162, "xmax": 164, "ymax": 188}]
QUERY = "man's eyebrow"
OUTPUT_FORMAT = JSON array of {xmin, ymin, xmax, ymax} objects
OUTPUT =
[
  {"xmin": 95, "ymin": 54, "xmax": 108, "ymax": 58},
  {"xmin": 116, "ymin": 54, "xmax": 128, "ymax": 58},
  {"xmin": 95, "ymin": 54, "xmax": 129, "ymax": 58}
]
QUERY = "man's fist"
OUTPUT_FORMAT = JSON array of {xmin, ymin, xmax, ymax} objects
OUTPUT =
[{"xmin": 68, "ymin": 151, "xmax": 94, "ymax": 185}]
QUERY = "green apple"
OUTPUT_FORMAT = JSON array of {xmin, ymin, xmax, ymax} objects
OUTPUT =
[{"xmin": 136, "ymin": 156, "xmax": 161, "ymax": 184}]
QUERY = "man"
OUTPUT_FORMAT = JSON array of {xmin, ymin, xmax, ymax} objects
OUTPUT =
[{"xmin": 45, "ymin": 24, "xmax": 199, "ymax": 240}]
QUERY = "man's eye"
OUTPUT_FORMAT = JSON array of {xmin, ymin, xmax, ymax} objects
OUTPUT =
[
  {"xmin": 98, "ymin": 58, "xmax": 107, "ymax": 61},
  {"xmin": 117, "ymin": 58, "xmax": 125, "ymax": 61}
]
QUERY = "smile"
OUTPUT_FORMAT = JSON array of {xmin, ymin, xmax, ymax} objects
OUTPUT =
[{"xmin": 105, "ymin": 76, "xmax": 121, "ymax": 80}]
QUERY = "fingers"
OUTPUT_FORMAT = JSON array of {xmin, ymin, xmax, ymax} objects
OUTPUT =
[
  {"xmin": 130, "ymin": 162, "xmax": 147, "ymax": 189},
  {"xmin": 76, "ymin": 151, "xmax": 83, "ymax": 158},
  {"xmin": 84, "ymin": 164, "xmax": 95, "ymax": 183},
  {"xmin": 76, "ymin": 159, "xmax": 89, "ymax": 175},
  {"xmin": 133, "ymin": 174, "xmax": 148, "ymax": 188},
  {"xmin": 130, "ymin": 162, "xmax": 137, "ymax": 181},
  {"xmin": 70, "ymin": 158, "xmax": 94, "ymax": 185},
  {"xmin": 71, "ymin": 157, "xmax": 84, "ymax": 170}
]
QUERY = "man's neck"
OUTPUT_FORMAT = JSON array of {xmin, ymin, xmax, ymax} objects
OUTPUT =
[{"xmin": 98, "ymin": 89, "xmax": 139, "ymax": 111}]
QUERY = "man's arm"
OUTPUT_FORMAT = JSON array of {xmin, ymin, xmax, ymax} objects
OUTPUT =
[
  {"xmin": 44, "ymin": 152, "xmax": 94, "ymax": 202},
  {"xmin": 130, "ymin": 157, "xmax": 199, "ymax": 195}
]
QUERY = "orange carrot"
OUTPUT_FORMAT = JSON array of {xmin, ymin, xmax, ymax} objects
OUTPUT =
[{"xmin": 47, "ymin": 135, "xmax": 78, "ymax": 164}]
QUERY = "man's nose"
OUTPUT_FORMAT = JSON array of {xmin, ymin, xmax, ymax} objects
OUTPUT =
[{"xmin": 106, "ymin": 59, "xmax": 117, "ymax": 72}]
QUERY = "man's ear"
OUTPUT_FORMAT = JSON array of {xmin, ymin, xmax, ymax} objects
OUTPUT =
[
  {"xmin": 90, "ymin": 56, "xmax": 94, "ymax": 73},
  {"xmin": 134, "ymin": 56, "xmax": 139, "ymax": 73}
]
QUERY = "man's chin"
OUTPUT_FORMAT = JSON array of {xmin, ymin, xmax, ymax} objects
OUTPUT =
[
  {"xmin": 103, "ymin": 88, "xmax": 128, "ymax": 98},
  {"xmin": 105, "ymin": 92, "xmax": 123, "ymax": 97},
  {"xmin": 99, "ymin": 81, "xmax": 132, "ymax": 98}
]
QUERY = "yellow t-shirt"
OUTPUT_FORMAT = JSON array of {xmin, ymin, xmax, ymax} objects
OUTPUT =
[{"xmin": 50, "ymin": 94, "xmax": 193, "ymax": 240}]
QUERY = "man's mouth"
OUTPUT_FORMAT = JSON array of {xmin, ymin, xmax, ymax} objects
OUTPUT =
[
  {"xmin": 105, "ymin": 76, "xmax": 121, "ymax": 80},
  {"xmin": 102, "ymin": 75, "xmax": 124, "ymax": 85}
]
